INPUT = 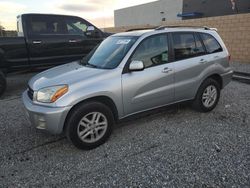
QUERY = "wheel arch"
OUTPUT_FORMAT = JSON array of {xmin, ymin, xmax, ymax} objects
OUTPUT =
[
  {"xmin": 194, "ymin": 73, "xmax": 223, "ymax": 100},
  {"xmin": 63, "ymin": 95, "xmax": 119, "ymax": 132},
  {"xmin": 206, "ymin": 74, "xmax": 223, "ymax": 89},
  {"xmin": 192, "ymin": 74, "xmax": 222, "ymax": 112}
]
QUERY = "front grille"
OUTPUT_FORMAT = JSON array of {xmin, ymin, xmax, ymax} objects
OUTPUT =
[{"xmin": 27, "ymin": 87, "xmax": 34, "ymax": 100}]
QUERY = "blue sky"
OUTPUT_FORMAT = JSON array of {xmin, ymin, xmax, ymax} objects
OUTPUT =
[{"xmin": 0, "ymin": 0, "xmax": 156, "ymax": 30}]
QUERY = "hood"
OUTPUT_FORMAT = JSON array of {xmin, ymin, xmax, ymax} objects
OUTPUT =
[{"xmin": 29, "ymin": 61, "xmax": 107, "ymax": 90}]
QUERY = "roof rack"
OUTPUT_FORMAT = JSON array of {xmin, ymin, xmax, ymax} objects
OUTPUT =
[
  {"xmin": 155, "ymin": 25, "xmax": 211, "ymax": 30},
  {"xmin": 126, "ymin": 27, "xmax": 157, "ymax": 32},
  {"xmin": 125, "ymin": 25, "xmax": 218, "ymax": 32}
]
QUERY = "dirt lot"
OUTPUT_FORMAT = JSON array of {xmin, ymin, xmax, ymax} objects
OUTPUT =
[{"xmin": 0, "ymin": 69, "xmax": 249, "ymax": 187}]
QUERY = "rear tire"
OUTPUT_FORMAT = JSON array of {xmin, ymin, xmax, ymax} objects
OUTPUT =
[
  {"xmin": 192, "ymin": 78, "xmax": 220, "ymax": 112},
  {"xmin": 0, "ymin": 72, "xmax": 6, "ymax": 97},
  {"xmin": 65, "ymin": 101, "xmax": 114, "ymax": 150}
]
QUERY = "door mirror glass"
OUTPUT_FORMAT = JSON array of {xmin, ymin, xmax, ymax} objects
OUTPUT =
[
  {"xmin": 87, "ymin": 26, "xmax": 95, "ymax": 31},
  {"xmin": 66, "ymin": 19, "xmax": 88, "ymax": 36},
  {"xmin": 86, "ymin": 26, "xmax": 97, "ymax": 37},
  {"xmin": 129, "ymin": 60, "xmax": 144, "ymax": 71}
]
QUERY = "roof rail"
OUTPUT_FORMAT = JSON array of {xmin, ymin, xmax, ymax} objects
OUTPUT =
[
  {"xmin": 126, "ymin": 27, "xmax": 157, "ymax": 32},
  {"xmin": 155, "ymin": 25, "xmax": 211, "ymax": 30}
]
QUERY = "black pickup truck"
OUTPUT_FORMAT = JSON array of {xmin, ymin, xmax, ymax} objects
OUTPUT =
[{"xmin": 0, "ymin": 13, "xmax": 110, "ymax": 96}]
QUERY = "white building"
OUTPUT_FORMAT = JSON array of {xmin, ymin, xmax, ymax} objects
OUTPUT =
[
  {"xmin": 114, "ymin": 0, "xmax": 183, "ymax": 27},
  {"xmin": 114, "ymin": 0, "xmax": 250, "ymax": 27}
]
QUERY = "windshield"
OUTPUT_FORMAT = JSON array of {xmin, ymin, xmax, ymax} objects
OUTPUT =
[{"xmin": 81, "ymin": 36, "xmax": 138, "ymax": 69}]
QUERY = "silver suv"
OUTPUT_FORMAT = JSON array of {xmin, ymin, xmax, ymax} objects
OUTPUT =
[{"xmin": 22, "ymin": 26, "xmax": 233, "ymax": 149}]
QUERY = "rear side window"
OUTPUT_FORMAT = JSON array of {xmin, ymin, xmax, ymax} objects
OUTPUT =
[
  {"xmin": 200, "ymin": 33, "xmax": 223, "ymax": 53},
  {"xmin": 29, "ymin": 16, "xmax": 67, "ymax": 35},
  {"xmin": 172, "ymin": 32, "xmax": 205, "ymax": 61}
]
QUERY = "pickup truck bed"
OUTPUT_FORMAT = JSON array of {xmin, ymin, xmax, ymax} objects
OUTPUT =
[{"xmin": 0, "ymin": 37, "xmax": 29, "ymax": 72}]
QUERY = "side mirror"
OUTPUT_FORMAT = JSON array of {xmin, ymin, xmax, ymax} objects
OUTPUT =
[
  {"xmin": 87, "ymin": 26, "xmax": 95, "ymax": 31},
  {"xmin": 129, "ymin": 60, "xmax": 144, "ymax": 71},
  {"xmin": 86, "ymin": 26, "xmax": 95, "ymax": 37}
]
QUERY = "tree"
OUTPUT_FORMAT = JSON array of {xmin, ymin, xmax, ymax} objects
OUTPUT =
[{"xmin": 0, "ymin": 21, "xmax": 5, "ymax": 36}]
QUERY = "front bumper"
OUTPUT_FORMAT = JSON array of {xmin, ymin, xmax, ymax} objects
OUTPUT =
[
  {"xmin": 22, "ymin": 90, "xmax": 72, "ymax": 134},
  {"xmin": 221, "ymin": 70, "xmax": 234, "ymax": 88}
]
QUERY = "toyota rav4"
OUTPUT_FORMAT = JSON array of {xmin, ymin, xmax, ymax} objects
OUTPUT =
[{"xmin": 22, "ymin": 26, "xmax": 233, "ymax": 150}]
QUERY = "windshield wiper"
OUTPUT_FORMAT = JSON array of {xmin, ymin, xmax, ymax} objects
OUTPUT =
[
  {"xmin": 81, "ymin": 60, "xmax": 99, "ymax": 68},
  {"xmin": 86, "ymin": 63, "xmax": 98, "ymax": 68}
]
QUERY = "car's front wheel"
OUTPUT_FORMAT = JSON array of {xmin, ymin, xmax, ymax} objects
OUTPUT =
[
  {"xmin": 192, "ymin": 78, "xmax": 220, "ymax": 112},
  {"xmin": 65, "ymin": 101, "xmax": 114, "ymax": 150},
  {"xmin": 0, "ymin": 72, "xmax": 6, "ymax": 97}
]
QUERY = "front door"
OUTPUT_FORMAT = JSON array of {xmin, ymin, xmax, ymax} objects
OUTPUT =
[{"xmin": 122, "ymin": 34, "xmax": 175, "ymax": 116}]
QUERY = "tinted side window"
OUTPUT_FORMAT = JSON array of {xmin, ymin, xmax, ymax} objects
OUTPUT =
[
  {"xmin": 29, "ymin": 16, "xmax": 66, "ymax": 35},
  {"xmin": 131, "ymin": 34, "xmax": 169, "ymax": 68},
  {"xmin": 200, "ymin": 33, "xmax": 223, "ymax": 53},
  {"xmin": 65, "ymin": 18, "xmax": 88, "ymax": 36},
  {"xmin": 172, "ymin": 33, "xmax": 199, "ymax": 61}
]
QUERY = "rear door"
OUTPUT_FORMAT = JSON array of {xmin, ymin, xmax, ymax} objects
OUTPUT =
[
  {"xmin": 26, "ymin": 15, "xmax": 71, "ymax": 66},
  {"xmin": 122, "ymin": 34, "xmax": 175, "ymax": 115},
  {"xmin": 199, "ymin": 32, "xmax": 224, "ymax": 65},
  {"xmin": 171, "ymin": 32, "xmax": 209, "ymax": 101}
]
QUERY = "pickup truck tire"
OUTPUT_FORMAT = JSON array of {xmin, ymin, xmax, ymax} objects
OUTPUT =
[
  {"xmin": 0, "ymin": 72, "xmax": 6, "ymax": 97},
  {"xmin": 65, "ymin": 101, "xmax": 114, "ymax": 150},
  {"xmin": 192, "ymin": 78, "xmax": 220, "ymax": 112}
]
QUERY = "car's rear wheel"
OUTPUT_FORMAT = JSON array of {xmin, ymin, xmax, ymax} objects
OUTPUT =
[
  {"xmin": 65, "ymin": 101, "xmax": 114, "ymax": 150},
  {"xmin": 0, "ymin": 72, "xmax": 6, "ymax": 97},
  {"xmin": 192, "ymin": 78, "xmax": 220, "ymax": 112}
]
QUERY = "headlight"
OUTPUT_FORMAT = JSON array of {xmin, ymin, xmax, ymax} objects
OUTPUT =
[{"xmin": 36, "ymin": 85, "xmax": 68, "ymax": 103}]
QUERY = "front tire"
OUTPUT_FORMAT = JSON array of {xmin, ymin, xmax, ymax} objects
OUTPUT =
[
  {"xmin": 192, "ymin": 78, "xmax": 220, "ymax": 112},
  {"xmin": 65, "ymin": 101, "xmax": 114, "ymax": 150},
  {"xmin": 0, "ymin": 72, "xmax": 6, "ymax": 97}
]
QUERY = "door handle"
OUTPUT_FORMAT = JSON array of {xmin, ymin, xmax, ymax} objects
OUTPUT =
[
  {"xmin": 33, "ymin": 40, "xmax": 42, "ymax": 44},
  {"xmin": 69, "ymin": 39, "xmax": 77, "ymax": 43},
  {"xmin": 199, "ymin": 59, "xmax": 207, "ymax": 64},
  {"xmin": 162, "ymin": 67, "xmax": 173, "ymax": 73}
]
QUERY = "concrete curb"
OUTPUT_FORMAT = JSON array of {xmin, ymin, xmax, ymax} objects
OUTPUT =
[{"xmin": 232, "ymin": 71, "xmax": 250, "ymax": 84}]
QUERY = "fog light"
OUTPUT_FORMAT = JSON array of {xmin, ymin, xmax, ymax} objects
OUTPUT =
[{"xmin": 36, "ymin": 118, "xmax": 46, "ymax": 130}]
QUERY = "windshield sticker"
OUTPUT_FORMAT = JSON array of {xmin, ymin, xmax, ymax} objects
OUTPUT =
[{"xmin": 116, "ymin": 39, "xmax": 131, "ymax": 44}]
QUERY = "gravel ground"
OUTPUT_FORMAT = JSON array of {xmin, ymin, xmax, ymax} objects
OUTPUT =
[{"xmin": 0, "ymin": 65, "xmax": 250, "ymax": 187}]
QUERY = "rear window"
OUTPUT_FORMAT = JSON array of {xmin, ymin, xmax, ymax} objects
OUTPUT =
[{"xmin": 200, "ymin": 33, "xmax": 223, "ymax": 54}]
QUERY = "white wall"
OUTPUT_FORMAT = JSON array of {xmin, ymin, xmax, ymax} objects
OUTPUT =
[{"xmin": 114, "ymin": 0, "xmax": 183, "ymax": 27}]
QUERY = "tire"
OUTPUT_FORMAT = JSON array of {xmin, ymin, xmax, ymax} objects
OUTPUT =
[
  {"xmin": 0, "ymin": 72, "xmax": 6, "ymax": 97},
  {"xmin": 65, "ymin": 101, "xmax": 114, "ymax": 150},
  {"xmin": 192, "ymin": 78, "xmax": 220, "ymax": 112}
]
